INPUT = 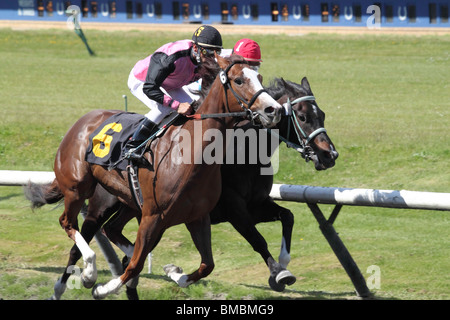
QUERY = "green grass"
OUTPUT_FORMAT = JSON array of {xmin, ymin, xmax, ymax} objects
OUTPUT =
[{"xmin": 0, "ymin": 27, "xmax": 449, "ymax": 300}]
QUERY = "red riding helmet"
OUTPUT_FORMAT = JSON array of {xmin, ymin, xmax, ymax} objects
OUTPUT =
[{"xmin": 233, "ymin": 38, "xmax": 262, "ymax": 62}]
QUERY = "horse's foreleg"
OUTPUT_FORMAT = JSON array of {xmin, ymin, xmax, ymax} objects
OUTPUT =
[{"xmin": 92, "ymin": 214, "xmax": 163, "ymax": 299}]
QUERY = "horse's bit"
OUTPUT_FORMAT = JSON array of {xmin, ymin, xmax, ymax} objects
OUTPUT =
[{"xmin": 219, "ymin": 60, "xmax": 267, "ymax": 124}]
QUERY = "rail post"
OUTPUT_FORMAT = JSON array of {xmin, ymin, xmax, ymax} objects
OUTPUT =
[{"xmin": 307, "ymin": 203, "xmax": 372, "ymax": 298}]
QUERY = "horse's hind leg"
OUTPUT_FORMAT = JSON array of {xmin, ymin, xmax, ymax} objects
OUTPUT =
[
  {"xmin": 52, "ymin": 187, "xmax": 125, "ymax": 299},
  {"xmin": 164, "ymin": 215, "xmax": 214, "ymax": 287},
  {"xmin": 92, "ymin": 213, "xmax": 164, "ymax": 299},
  {"xmin": 50, "ymin": 244, "xmax": 82, "ymax": 300},
  {"xmin": 58, "ymin": 188, "xmax": 98, "ymax": 289},
  {"xmin": 51, "ymin": 216, "xmax": 93, "ymax": 299}
]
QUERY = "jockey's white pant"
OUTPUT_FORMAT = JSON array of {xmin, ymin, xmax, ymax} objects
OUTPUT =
[{"xmin": 127, "ymin": 71, "xmax": 200, "ymax": 124}]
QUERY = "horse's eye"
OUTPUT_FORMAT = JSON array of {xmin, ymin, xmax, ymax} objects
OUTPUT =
[
  {"xmin": 299, "ymin": 114, "xmax": 306, "ymax": 122},
  {"xmin": 234, "ymin": 78, "xmax": 243, "ymax": 85}
]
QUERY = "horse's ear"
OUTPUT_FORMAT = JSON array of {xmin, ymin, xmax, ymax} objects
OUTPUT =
[
  {"xmin": 280, "ymin": 78, "xmax": 291, "ymax": 90},
  {"xmin": 216, "ymin": 53, "xmax": 228, "ymax": 70},
  {"xmin": 301, "ymin": 77, "xmax": 313, "ymax": 95},
  {"xmin": 258, "ymin": 74, "xmax": 263, "ymax": 84}
]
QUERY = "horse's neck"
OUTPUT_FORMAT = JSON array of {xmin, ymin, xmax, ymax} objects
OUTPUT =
[
  {"xmin": 196, "ymin": 81, "xmax": 230, "ymax": 129},
  {"xmin": 276, "ymin": 115, "xmax": 290, "ymax": 144}
]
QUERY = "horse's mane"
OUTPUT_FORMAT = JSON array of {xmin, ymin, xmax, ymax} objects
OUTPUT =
[
  {"xmin": 265, "ymin": 78, "xmax": 310, "ymax": 100},
  {"xmin": 190, "ymin": 57, "xmax": 220, "ymax": 110}
]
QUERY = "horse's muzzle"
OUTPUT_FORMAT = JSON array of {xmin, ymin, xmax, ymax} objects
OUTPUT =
[
  {"xmin": 256, "ymin": 106, "xmax": 282, "ymax": 128},
  {"xmin": 313, "ymin": 148, "xmax": 339, "ymax": 170}
]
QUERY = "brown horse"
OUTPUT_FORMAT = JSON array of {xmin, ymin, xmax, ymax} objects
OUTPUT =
[
  {"xmin": 28, "ymin": 75, "xmax": 337, "ymax": 300},
  {"xmin": 26, "ymin": 54, "xmax": 282, "ymax": 299}
]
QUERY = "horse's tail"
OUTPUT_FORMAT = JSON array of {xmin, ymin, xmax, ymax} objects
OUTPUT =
[{"xmin": 24, "ymin": 179, "xmax": 64, "ymax": 210}]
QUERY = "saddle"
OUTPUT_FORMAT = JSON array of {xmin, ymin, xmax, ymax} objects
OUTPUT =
[
  {"xmin": 85, "ymin": 111, "xmax": 182, "ymax": 210},
  {"xmin": 86, "ymin": 112, "xmax": 181, "ymax": 169}
]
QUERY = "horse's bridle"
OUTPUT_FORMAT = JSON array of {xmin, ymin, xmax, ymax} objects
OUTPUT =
[
  {"xmin": 190, "ymin": 60, "xmax": 266, "ymax": 124},
  {"xmin": 220, "ymin": 61, "xmax": 267, "ymax": 115},
  {"xmin": 271, "ymin": 95, "xmax": 327, "ymax": 162}
]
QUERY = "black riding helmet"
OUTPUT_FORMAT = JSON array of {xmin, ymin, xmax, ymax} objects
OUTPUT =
[{"xmin": 192, "ymin": 25, "xmax": 223, "ymax": 50}]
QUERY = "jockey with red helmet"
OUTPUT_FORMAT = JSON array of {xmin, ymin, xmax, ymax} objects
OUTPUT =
[
  {"xmin": 186, "ymin": 38, "xmax": 263, "ymax": 99},
  {"xmin": 232, "ymin": 38, "xmax": 263, "ymax": 72}
]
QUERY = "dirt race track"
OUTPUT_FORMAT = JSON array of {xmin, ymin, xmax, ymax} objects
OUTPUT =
[{"xmin": 1, "ymin": 20, "xmax": 449, "ymax": 36}]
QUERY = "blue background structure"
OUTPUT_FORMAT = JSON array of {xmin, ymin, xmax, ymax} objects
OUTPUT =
[{"xmin": 1, "ymin": 0, "xmax": 449, "ymax": 28}]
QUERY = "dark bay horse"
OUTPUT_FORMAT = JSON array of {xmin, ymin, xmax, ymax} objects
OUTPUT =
[
  {"xmin": 25, "ymin": 54, "xmax": 283, "ymax": 299},
  {"xmin": 161, "ymin": 76, "xmax": 338, "ymax": 292},
  {"xmin": 29, "ymin": 75, "xmax": 336, "ymax": 299},
  {"xmin": 207, "ymin": 76, "xmax": 338, "ymax": 289}
]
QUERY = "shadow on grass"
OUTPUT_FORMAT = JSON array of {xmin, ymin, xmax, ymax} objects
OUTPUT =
[{"xmin": 24, "ymin": 266, "xmax": 392, "ymax": 300}]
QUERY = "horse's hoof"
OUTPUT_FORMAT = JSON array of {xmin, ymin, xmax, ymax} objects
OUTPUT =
[
  {"xmin": 92, "ymin": 278, "xmax": 123, "ymax": 300},
  {"xmin": 275, "ymin": 270, "xmax": 296, "ymax": 286},
  {"xmin": 268, "ymin": 276, "xmax": 286, "ymax": 292},
  {"xmin": 81, "ymin": 255, "xmax": 97, "ymax": 288},
  {"xmin": 92, "ymin": 283, "xmax": 106, "ymax": 300},
  {"xmin": 81, "ymin": 273, "xmax": 96, "ymax": 289}
]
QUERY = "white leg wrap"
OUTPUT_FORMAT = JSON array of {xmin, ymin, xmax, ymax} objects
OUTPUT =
[
  {"xmin": 163, "ymin": 264, "xmax": 193, "ymax": 288},
  {"xmin": 92, "ymin": 278, "xmax": 123, "ymax": 300},
  {"xmin": 74, "ymin": 231, "xmax": 97, "ymax": 286},
  {"xmin": 278, "ymin": 237, "xmax": 291, "ymax": 269}
]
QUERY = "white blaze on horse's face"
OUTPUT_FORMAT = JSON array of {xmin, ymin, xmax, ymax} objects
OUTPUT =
[{"xmin": 243, "ymin": 67, "xmax": 282, "ymax": 127}]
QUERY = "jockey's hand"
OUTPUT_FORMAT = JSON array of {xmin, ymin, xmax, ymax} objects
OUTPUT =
[{"xmin": 177, "ymin": 102, "xmax": 193, "ymax": 116}]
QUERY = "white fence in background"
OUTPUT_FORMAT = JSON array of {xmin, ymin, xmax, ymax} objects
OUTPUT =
[
  {"xmin": 2, "ymin": 170, "xmax": 449, "ymax": 211},
  {"xmin": 270, "ymin": 183, "xmax": 450, "ymax": 211},
  {"xmin": 2, "ymin": 170, "xmax": 449, "ymax": 297},
  {"xmin": 0, "ymin": 170, "xmax": 55, "ymax": 186}
]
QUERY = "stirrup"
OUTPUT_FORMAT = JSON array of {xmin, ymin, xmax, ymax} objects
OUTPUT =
[
  {"xmin": 124, "ymin": 147, "xmax": 142, "ymax": 160},
  {"xmin": 127, "ymin": 164, "xmax": 143, "ymax": 210},
  {"xmin": 126, "ymin": 149, "xmax": 151, "ymax": 167}
]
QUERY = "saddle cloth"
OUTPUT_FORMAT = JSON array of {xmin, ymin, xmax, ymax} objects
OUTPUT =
[{"xmin": 85, "ymin": 112, "xmax": 145, "ymax": 171}]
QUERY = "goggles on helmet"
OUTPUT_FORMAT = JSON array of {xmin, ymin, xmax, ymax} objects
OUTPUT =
[{"xmin": 199, "ymin": 46, "xmax": 222, "ymax": 57}]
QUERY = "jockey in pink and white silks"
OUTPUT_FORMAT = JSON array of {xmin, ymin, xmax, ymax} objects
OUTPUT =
[{"xmin": 125, "ymin": 25, "xmax": 223, "ymax": 161}]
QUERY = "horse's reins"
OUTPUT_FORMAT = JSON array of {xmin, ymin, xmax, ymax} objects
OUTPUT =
[
  {"xmin": 268, "ymin": 95, "xmax": 327, "ymax": 162},
  {"xmin": 187, "ymin": 60, "xmax": 266, "ymax": 124}
]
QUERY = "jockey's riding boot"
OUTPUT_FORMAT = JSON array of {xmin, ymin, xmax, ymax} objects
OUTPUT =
[{"xmin": 124, "ymin": 117, "xmax": 158, "ymax": 161}]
